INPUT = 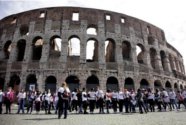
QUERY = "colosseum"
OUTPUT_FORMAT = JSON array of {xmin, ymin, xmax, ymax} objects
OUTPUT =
[{"xmin": 0, "ymin": 7, "xmax": 186, "ymax": 93}]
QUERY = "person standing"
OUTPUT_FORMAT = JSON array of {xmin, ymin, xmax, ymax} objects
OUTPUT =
[
  {"xmin": 123, "ymin": 89, "xmax": 130, "ymax": 113},
  {"xmin": 88, "ymin": 88, "xmax": 96, "ymax": 114},
  {"xmin": 182, "ymin": 88, "xmax": 186, "ymax": 109},
  {"xmin": 82, "ymin": 88, "xmax": 88, "ymax": 114},
  {"xmin": 4, "ymin": 87, "xmax": 14, "ymax": 114},
  {"xmin": 58, "ymin": 82, "xmax": 70, "ymax": 119},
  {"xmin": 112, "ymin": 90, "xmax": 118, "ymax": 113},
  {"xmin": 96, "ymin": 86, "xmax": 105, "ymax": 114},
  {"xmin": 118, "ymin": 88, "xmax": 124, "ymax": 113},
  {"xmin": 17, "ymin": 89, "xmax": 26, "ymax": 114},
  {"xmin": 35, "ymin": 91, "xmax": 41, "ymax": 114},
  {"xmin": 147, "ymin": 88, "xmax": 155, "ymax": 112},
  {"xmin": 169, "ymin": 89, "xmax": 178, "ymax": 110},
  {"xmin": 71, "ymin": 88, "xmax": 78, "ymax": 113},
  {"xmin": 0, "ymin": 89, "xmax": 4, "ymax": 114},
  {"xmin": 136, "ymin": 89, "xmax": 147, "ymax": 114},
  {"xmin": 105, "ymin": 89, "xmax": 112, "ymax": 114}
]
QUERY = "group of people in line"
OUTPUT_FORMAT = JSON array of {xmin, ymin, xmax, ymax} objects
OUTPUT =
[{"xmin": 0, "ymin": 82, "xmax": 186, "ymax": 119}]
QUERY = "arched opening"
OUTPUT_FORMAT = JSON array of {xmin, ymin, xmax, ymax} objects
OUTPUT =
[
  {"xmin": 150, "ymin": 48, "xmax": 157, "ymax": 69},
  {"xmin": 4, "ymin": 40, "xmax": 12, "ymax": 59},
  {"xmin": 148, "ymin": 36, "xmax": 155, "ymax": 45},
  {"xmin": 165, "ymin": 81, "xmax": 172, "ymax": 90},
  {"xmin": 66, "ymin": 75, "xmax": 80, "ymax": 91},
  {"xmin": 136, "ymin": 44, "xmax": 145, "ymax": 64},
  {"xmin": 49, "ymin": 35, "xmax": 62, "ymax": 59},
  {"xmin": 174, "ymin": 83, "xmax": 178, "ymax": 91},
  {"xmin": 169, "ymin": 54, "xmax": 174, "ymax": 71},
  {"xmin": 45, "ymin": 76, "xmax": 57, "ymax": 93},
  {"xmin": 86, "ymin": 75, "xmax": 99, "ymax": 91},
  {"xmin": 20, "ymin": 24, "xmax": 29, "ymax": 36},
  {"xmin": 68, "ymin": 36, "xmax": 80, "ymax": 56},
  {"xmin": 26, "ymin": 74, "xmax": 37, "ymax": 91},
  {"xmin": 140, "ymin": 79, "xmax": 149, "ymax": 89},
  {"xmin": 154, "ymin": 80, "xmax": 163, "ymax": 90},
  {"xmin": 122, "ymin": 41, "xmax": 131, "ymax": 60},
  {"xmin": 124, "ymin": 77, "xmax": 135, "ymax": 91},
  {"xmin": 9, "ymin": 74, "xmax": 20, "ymax": 92},
  {"xmin": 32, "ymin": 36, "xmax": 43, "ymax": 61},
  {"xmin": 160, "ymin": 51, "xmax": 166, "ymax": 71},
  {"xmin": 86, "ymin": 39, "xmax": 98, "ymax": 62},
  {"xmin": 106, "ymin": 76, "xmax": 119, "ymax": 91},
  {"xmin": 17, "ymin": 39, "xmax": 26, "ymax": 61},
  {"xmin": 87, "ymin": 25, "xmax": 97, "ymax": 35},
  {"xmin": 0, "ymin": 77, "xmax": 5, "ymax": 90},
  {"xmin": 105, "ymin": 39, "xmax": 115, "ymax": 62},
  {"xmin": 180, "ymin": 84, "xmax": 183, "ymax": 90}
]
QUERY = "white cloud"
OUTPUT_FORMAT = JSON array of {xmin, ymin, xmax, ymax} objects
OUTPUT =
[{"xmin": 0, "ymin": 0, "xmax": 186, "ymax": 70}]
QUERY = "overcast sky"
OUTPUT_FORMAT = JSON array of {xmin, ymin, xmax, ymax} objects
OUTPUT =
[{"xmin": 0, "ymin": 0, "xmax": 186, "ymax": 69}]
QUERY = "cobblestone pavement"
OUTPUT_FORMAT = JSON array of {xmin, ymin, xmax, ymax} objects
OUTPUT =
[{"xmin": 0, "ymin": 104, "xmax": 186, "ymax": 125}]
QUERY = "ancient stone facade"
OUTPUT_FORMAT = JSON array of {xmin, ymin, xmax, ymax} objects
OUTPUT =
[{"xmin": 0, "ymin": 7, "xmax": 185, "ymax": 92}]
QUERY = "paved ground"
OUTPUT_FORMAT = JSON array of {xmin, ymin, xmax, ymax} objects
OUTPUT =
[{"xmin": 0, "ymin": 104, "xmax": 186, "ymax": 125}]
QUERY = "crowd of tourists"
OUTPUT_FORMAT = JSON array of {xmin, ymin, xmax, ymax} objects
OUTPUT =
[{"xmin": 0, "ymin": 83, "xmax": 186, "ymax": 119}]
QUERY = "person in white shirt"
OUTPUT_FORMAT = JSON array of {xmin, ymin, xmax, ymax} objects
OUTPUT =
[
  {"xmin": 71, "ymin": 88, "xmax": 78, "ymax": 112},
  {"xmin": 169, "ymin": 89, "xmax": 178, "ymax": 110},
  {"xmin": 161, "ymin": 88, "xmax": 171, "ymax": 111},
  {"xmin": 118, "ymin": 88, "xmax": 124, "ymax": 113},
  {"xmin": 112, "ymin": 90, "xmax": 118, "ymax": 113},
  {"xmin": 17, "ymin": 89, "xmax": 26, "ymax": 114},
  {"xmin": 147, "ymin": 88, "xmax": 155, "ymax": 112},
  {"xmin": 82, "ymin": 88, "xmax": 88, "ymax": 114},
  {"xmin": 0, "ymin": 89, "xmax": 4, "ymax": 114},
  {"xmin": 96, "ymin": 86, "xmax": 105, "ymax": 114},
  {"xmin": 129, "ymin": 90, "xmax": 136, "ymax": 113},
  {"xmin": 88, "ymin": 88, "xmax": 96, "ymax": 113}
]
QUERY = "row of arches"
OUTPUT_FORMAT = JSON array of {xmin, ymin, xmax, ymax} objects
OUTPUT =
[
  {"xmin": 2, "ymin": 35, "xmax": 185, "ymax": 74},
  {"xmin": 1, "ymin": 74, "xmax": 185, "ymax": 93}
]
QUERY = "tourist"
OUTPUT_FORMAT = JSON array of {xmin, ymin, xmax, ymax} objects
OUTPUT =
[
  {"xmin": 0, "ymin": 89, "xmax": 4, "ymax": 114},
  {"xmin": 96, "ymin": 86, "xmax": 105, "ymax": 114},
  {"xmin": 147, "ymin": 88, "xmax": 155, "ymax": 112},
  {"xmin": 124, "ymin": 89, "xmax": 130, "ymax": 113},
  {"xmin": 88, "ymin": 88, "xmax": 96, "ymax": 114},
  {"xmin": 118, "ymin": 88, "xmax": 124, "ymax": 113},
  {"xmin": 136, "ymin": 89, "xmax": 147, "ymax": 114},
  {"xmin": 105, "ymin": 89, "xmax": 112, "ymax": 114},
  {"xmin": 82, "ymin": 87, "xmax": 88, "ymax": 114},
  {"xmin": 17, "ymin": 89, "xmax": 26, "ymax": 114},
  {"xmin": 4, "ymin": 87, "xmax": 14, "ymax": 114}
]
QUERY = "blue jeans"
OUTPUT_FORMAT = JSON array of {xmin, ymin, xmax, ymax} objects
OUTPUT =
[{"xmin": 17, "ymin": 99, "xmax": 25, "ymax": 113}]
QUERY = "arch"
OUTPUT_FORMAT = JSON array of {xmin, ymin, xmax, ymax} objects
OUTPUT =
[
  {"xmin": 49, "ymin": 35, "xmax": 62, "ymax": 59},
  {"xmin": 160, "ymin": 50, "xmax": 166, "ymax": 71},
  {"xmin": 136, "ymin": 43, "xmax": 145, "ymax": 64},
  {"xmin": 45, "ymin": 76, "xmax": 57, "ymax": 93},
  {"xmin": 165, "ymin": 81, "xmax": 172, "ymax": 90},
  {"xmin": 32, "ymin": 36, "xmax": 43, "ymax": 61},
  {"xmin": 17, "ymin": 39, "xmax": 26, "ymax": 61},
  {"xmin": 105, "ymin": 38, "xmax": 115, "ymax": 62},
  {"xmin": 86, "ymin": 75, "xmax": 99, "ymax": 91},
  {"xmin": 26, "ymin": 74, "xmax": 37, "ymax": 91},
  {"xmin": 4, "ymin": 40, "xmax": 12, "ymax": 59},
  {"xmin": 124, "ymin": 77, "xmax": 135, "ymax": 91},
  {"xmin": 148, "ymin": 36, "xmax": 155, "ymax": 45},
  {"xmin": 140, "ymin": 79, "xmax": 149, "ymax": 89},
  {"xmin": 150, "ymin": 48, "xmax": 157, "ymax": 69},
  {"xmin": 68, "ymin": 36, "xmax": 80, "ymax": 56},
  {"xmin": 180, "ymin": 84, "xmax": 183, "ymax": 90},
  {"xmin": 66, "ymin": 75, "xmax": 80, "ymax": 91},
  {"xmin": 0, "ymin": 77, "xmax": 5, "ymax": 90},
  {"xmin": 86, "ymin": 38, "xmax": 98, "ymax": 62},
  {"xmin": 122, "ymin": 41, "xmax": 131, "ymax": 60},
  {"xmin": 19, "ymin": 24, "xmax": 29, "ymax": 36},
  {"xmin": 9, "ymin": 74, "xmax": 20, "ymax": 92},
  {"xmin": 174, "ymin": 83, "xmax": 178, "ymax": 91},
  {"xmin": 106, "ymin": 76, "xmax": 119, "ymax": 91},
  {"xmin": 169, "ymin": 54, "xmax": 175, "ymax": 71},
  {"xmin": 86, "ymin": 25, "xmax": 97, "ymax": 35},
  {"xmin": 154, "ymin": 80, "xmax": 163, "ymax": 89}
]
